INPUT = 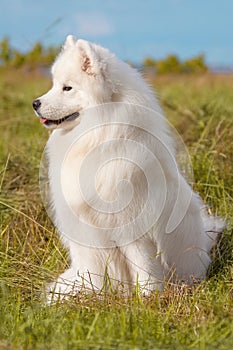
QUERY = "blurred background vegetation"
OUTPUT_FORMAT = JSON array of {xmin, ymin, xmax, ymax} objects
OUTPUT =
[
  {"xmin": 0, "ymin": 36, "xmax": 208, "ymax": 74},
  {"xmin": 0, "ymin": 37, "xmax": 58, "ymax": 70},
  {"xmin": 143, "ymin": 53, "xmax": 208, "ymax": 74}
]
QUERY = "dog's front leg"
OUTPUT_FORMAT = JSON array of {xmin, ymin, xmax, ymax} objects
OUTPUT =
[{"xmin": 122, "ymin": 238, "xmax": 164, "ymax": 294}]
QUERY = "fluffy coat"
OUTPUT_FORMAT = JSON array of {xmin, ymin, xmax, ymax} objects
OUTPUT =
[{"xmin": 33, "ymin": 35, "xmax": 224, "ymax": 300}]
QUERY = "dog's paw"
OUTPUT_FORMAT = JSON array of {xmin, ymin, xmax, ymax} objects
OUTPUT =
[
  {"xmin": 46, "ymin": 279, "xmax": 78, "ymax": 304},
  {"xmin": 45, "ymin": 268, "xmax": 86, "ymax": 304}
]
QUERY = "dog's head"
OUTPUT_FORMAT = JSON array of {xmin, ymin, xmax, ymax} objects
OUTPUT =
[{"xmin": 32, "ymin": 35, "xmax": 118, "ymax": 129}]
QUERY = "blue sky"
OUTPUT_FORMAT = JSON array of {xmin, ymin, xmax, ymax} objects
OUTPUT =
[{"xmin": 1, "ymin": 0, "xmax": 233, "ymax": 67}]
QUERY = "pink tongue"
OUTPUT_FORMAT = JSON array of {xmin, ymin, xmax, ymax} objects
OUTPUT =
[{"xmin": 40, "ymin": 118, "xmax": 47, "ymax": 124}]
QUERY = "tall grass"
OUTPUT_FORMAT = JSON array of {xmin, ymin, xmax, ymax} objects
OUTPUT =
[{"xmin": 0, "ymin": 69, "xmax": 232, "ymax": 349}]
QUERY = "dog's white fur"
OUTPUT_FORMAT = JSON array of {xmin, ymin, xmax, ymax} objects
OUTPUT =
[{"xmin": 34, "ymin": 35, "xmax": 224, "ymax": 300}]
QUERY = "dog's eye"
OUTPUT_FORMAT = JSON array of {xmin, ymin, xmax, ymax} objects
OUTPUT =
[{"xmin": 63, "ymin": 86, "xmax": 72, "ymax": 92}]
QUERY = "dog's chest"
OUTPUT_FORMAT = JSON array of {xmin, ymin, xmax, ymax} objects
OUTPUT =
[{"xmin": 47, "ymin": 128, "xmax": 105, "ymax": 213}]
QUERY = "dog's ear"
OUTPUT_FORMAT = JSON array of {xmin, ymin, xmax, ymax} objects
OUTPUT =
[
  {"xmin": 63, "ymin": 35, "xmax": 76, "ymax": 50},
  {"xmin": 76, "ymin": 39, "xmax": 99, "ymax": 77}
]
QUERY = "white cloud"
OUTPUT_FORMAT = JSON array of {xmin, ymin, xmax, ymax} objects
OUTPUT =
[{"xmin": 73, "ymin": 13, "xmax": 115, "ymax": 37}]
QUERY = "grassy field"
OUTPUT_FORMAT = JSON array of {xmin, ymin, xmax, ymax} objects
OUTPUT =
[{"xmin": 0, "ymin": 68, "xmax": 232, "ymax": 349}]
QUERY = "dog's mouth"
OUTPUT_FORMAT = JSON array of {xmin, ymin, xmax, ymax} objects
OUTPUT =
[{"xmin": 40, "ymin": 112, "xmax": 80, "ymax": 127}]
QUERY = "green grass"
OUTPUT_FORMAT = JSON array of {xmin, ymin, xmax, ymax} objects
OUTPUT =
[{"xmin": 0, "ymin": 69, "xmax": 232, "ymax": 349}]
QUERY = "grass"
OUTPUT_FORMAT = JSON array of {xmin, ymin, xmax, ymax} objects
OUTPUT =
[{"xmin": 0, "ymin": 68, "xmax": 232, "ymax": 349}]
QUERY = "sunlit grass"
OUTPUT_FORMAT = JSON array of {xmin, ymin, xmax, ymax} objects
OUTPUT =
[{"xmin": 0, "ymin": 69, "xmax": 232, "ymax": 349}]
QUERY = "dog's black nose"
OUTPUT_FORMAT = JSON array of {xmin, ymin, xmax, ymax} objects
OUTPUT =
[{"xmin": 32, "ymin": 99, "xmax": 41, "ymax": 111}]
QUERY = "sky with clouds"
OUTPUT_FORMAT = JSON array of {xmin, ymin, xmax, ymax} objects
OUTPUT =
[{"xmin": 1, "ymin": 0, "xmax": 233, "ymax": 67}]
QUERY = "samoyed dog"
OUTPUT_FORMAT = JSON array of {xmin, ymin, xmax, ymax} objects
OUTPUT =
[{"xmin": 33, "ymin": 35, "xmax": 224, "ymax": 300}]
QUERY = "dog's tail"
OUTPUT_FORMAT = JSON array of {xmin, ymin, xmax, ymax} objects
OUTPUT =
[{"xmin": 201, "ymin": 209, "xmax": 225, "ymax": 251}]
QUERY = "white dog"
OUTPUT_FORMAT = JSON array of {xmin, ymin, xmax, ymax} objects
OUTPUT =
[{"xmin": 33, "ymin": 35, "xmax": 224, "ymax": 300}]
